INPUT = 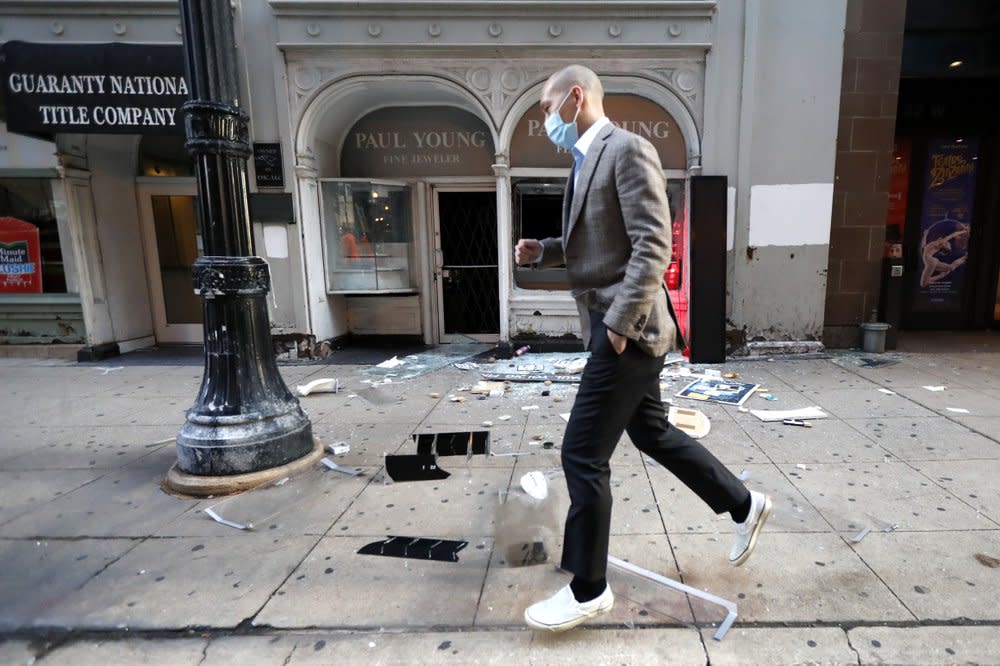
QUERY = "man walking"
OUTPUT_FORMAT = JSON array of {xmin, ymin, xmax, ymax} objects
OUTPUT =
[{"xmin": 515, "ymin": 65, "xmax": 772, "ymax": 632}]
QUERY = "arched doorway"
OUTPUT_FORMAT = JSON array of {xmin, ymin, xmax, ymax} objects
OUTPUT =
[{"xmin": 294, "ymin": 76, "xmax": 499, "ymax": 343}]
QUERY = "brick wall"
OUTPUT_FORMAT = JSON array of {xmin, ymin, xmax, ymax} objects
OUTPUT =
[{"xmin": 823, "ymin": 0, "xmax": 907, "ymax": 348}]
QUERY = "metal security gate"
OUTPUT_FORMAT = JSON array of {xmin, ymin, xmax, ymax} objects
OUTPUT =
[{"xmin": 434, "ymin": 190, "xmax": 499, "ymax": 341}]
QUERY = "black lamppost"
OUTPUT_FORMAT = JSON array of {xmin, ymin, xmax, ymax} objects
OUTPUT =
[{"xmin": 170, "ymin": 0, "xmax": 313, "ymax": 481}]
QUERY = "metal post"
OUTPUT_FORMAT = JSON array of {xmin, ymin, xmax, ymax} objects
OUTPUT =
[{"xmin": 173, "ymin": 0, "xmax": 313, "ymax": 476}]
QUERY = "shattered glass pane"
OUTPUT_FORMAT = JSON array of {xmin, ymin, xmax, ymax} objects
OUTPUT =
[
  {"xmin": 494, "ymin": 471, "xmax": 567, "ymax": 567},
  {"xmin": 359, "ymin": 343, "xmax": 491, "ymax": 382},
  {"xmin": 607, "ymin": 555, "xmax": 737, "ymax": 639}
]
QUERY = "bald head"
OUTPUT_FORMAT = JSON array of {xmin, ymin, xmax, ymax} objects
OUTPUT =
[
  {"xmin": 540, "ymin": 65, "xmax": 606, "ymax": 133},
  {"xmin": 545, "ymin": 65, "xmax": 604, "ymax": 101}
]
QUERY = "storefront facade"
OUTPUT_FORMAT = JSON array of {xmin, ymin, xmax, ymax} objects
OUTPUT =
[
  {"xmin": 274, "ymin": 0, "xmax": 846, "ymax": 351},
  {"xmin": 1, "ymin": 1, "xmax": 848, "ymax": 356}
]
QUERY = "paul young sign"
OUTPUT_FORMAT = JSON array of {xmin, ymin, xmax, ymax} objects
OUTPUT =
[{"xmin": 1, "ymin": 42, "xmax": 187, "ymax": 135}]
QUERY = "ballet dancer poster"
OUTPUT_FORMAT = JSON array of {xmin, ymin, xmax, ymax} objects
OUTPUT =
[{"xmin": 913, "ymin": 137, "xmax": 978, "ymax": 313}]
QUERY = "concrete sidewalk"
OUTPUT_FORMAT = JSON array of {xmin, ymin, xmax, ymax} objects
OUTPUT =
[{"xmin": 1, "ymin": 349, "xmax": 999, "ymax": 665}]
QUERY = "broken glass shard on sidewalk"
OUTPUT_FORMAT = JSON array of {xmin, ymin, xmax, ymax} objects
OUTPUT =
[
  {"xmin": 321, "ymin": 457, "xmax": 363, "ymax": 476},
  {"xmin": 360, "ymin": 343, "xmax": 491, "ymax": 382},
  {"xmin": 494, "ymin": 471, "xmax": 566, "ymax": 567},
  {"xmin": 199, "ymin": 465, "xmax": 353, "ymax": 533},
  {"xmin": 607, "ymin": 555, "xmax": 738, "ymax": 640},
  {"xmin": 479, "ymin": 352, "xmax": 592, "ymax": 383},
  {"xmin": 358, "ymin": 536, "xmax": 468, "ymax": 562}
]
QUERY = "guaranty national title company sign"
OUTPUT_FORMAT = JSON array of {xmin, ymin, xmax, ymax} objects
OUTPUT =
[{"xmin": 1, "ymin": 42, "xmax": 186, "ymax": 135}]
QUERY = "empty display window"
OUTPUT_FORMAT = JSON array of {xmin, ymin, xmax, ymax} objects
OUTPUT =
[
  {"xmin": 512, "ymin": 178, "xmax": 569, "ymax": 291},
  {"xmin": 321, "ymin": 180, "xmax": 416, "ymax": 293}
]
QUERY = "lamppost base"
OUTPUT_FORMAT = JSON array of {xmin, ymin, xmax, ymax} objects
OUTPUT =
[{"xmin": 165, "ymin": 436, "xmax": 325, "ymax": 497}]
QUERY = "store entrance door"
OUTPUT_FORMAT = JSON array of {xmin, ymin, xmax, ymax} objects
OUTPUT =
[
  {"xmin": 432, "ymin": 188, "xmax": 499, "ymax": 342},
  {"xmin": 136, "ymin": 180, "xmax": 203, "ymax": 344}
]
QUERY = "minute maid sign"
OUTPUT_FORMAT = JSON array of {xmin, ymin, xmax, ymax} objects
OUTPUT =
[
  {"xmin": 0, "ymin": 217, "xmax": 42, "ymax": 293},
  {"xmin": 1, "ymin": 41, "xmax": 187, "ymax": 135}
]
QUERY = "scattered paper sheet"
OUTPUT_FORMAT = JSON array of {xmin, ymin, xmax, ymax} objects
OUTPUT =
[
  {"xmin": 749, "ymin": 406, "xmax": 828, "ymax": 422},
  {"xmin": 559, "ymin": 412, "xmax": 571, "ymax": 422},
  {"xmin": 923, "ymin": 385, "xmax": 947, "ymax": 392},
  {"xmin": 878, "ymin": 388, "xmax": 896, "ymax": 395},
  {"xmin": 946, "ymin": 407, "xmax": 970, "ymax": 414}
]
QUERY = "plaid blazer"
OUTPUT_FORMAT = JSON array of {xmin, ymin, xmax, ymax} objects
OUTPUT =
[{"xmin": 539, "ymin": 123, "xmax": 679, "ymax": 357}]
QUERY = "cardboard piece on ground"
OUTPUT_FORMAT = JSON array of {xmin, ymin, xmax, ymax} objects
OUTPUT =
[{"xmin": 667, "ymin": 406, "xmax": 711, "ymax": 439}]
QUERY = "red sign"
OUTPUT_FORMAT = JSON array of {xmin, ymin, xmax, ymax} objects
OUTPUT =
[
  {"xmin": 0, "ymin": 217, "xmax": 43, "ymax": 293},
  {"xmin": 884, "ymin": 137, "xmax": 911, "ymax": 258}
]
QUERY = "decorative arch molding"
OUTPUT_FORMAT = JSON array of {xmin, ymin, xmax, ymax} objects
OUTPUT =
[
  {"xmin": 287, "ymin": 56, "xmax": 704, "ymax": 170},
  {"xmin": 293, "ymin": 72, "xmax": 497, "ymax": 174},
  {"xmin": 499, "ymin": 74, "xmax": 703, "ymax": 172}
]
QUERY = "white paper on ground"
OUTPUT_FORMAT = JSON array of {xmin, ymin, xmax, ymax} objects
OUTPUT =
[
  {"xmin": 376, "ymin": 355, "xmax": 406, "ymax": 369},
  {"xmin": 749, "ymin": 406, "xmax": 828, "ymax": 422},
  {"xmin": 878, "ymin": 388, "xmax": 896, "ymax": 395},
  {"xmin": 923, "ymin": 385, "xmax": 947, "ymax": 392},
  {"xmin": 559, "ymin": 412, "xmax": 571, "ymax": 422},
  {"xmin": 946, "ymin": 407, "xmax": 970, "ymax": 414}
]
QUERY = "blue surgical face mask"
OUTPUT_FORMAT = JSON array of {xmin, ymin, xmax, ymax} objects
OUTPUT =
[{"xmin": 544, "ymin": 89, "xmax": 581, "ymax": 150}]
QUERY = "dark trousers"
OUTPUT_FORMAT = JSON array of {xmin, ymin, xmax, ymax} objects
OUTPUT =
[{"xmin": 560, "ymin": 311, "xmax": 749, "ymax": 581}]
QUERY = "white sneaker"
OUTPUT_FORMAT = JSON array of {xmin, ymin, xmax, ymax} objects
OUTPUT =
[
  {"xmin": 524, "ymin": 583, "xmax": 614, "ymax": 632},
  {"xmin": 729, "ymin": 490, "xmax": 772, "ymax": 566}
]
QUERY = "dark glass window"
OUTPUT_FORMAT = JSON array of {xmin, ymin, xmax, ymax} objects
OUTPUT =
[{"xmin": 0, "ymin": 178, "xmax": 66, "ymax": 293}]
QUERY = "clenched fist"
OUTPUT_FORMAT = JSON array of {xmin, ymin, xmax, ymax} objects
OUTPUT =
[{"xmin": 515, "ymin": 238, "xmax": 543, "ymax": 266}]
